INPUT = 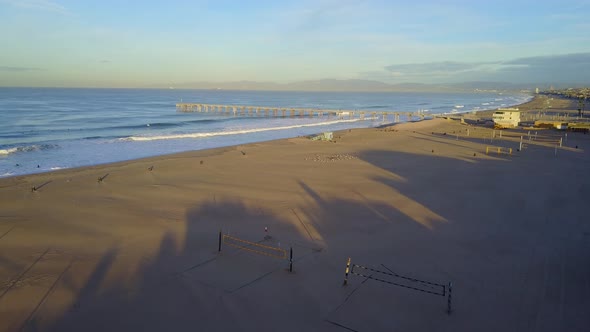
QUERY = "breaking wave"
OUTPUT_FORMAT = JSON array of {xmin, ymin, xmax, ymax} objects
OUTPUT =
[
  {"xmin": 0, "ymin": 144, "xmax": 59, "ymax": 156},
  {"xmin": 122, "ymin": 118, "xmax": 369, "ymax": 142}
]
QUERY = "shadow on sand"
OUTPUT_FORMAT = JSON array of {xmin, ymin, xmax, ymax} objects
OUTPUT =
[{"xmin": 13, "ymin": 142, "xmax": 590, "ymax": 332}]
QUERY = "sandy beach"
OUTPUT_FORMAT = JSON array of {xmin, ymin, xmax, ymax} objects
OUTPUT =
[
  {"xmin": 474, "ymin": 94, "xmax": 581, "ymax": 118},
  {"xmin": 1, "ymin": 95, "xmax": 589, "ymax": 332}
]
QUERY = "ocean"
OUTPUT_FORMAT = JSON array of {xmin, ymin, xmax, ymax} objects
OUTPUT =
[{"xmin": 0, "ymin": 88, "xmax": 532, "ymax": 178}]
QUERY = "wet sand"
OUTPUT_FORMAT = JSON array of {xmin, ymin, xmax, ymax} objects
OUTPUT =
[{"xmin": 1, "ymin": 96, "xmax": 589, "ymax": 332}]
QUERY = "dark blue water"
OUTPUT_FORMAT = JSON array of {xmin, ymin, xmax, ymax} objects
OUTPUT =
[{"xmin": 0, "ymin": 88, "xmax": 531, "ymax": 177}]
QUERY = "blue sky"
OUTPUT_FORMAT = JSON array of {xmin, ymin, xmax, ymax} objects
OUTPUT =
[{"xmin": 0, "ymin": 0, "xmax": 589, "ymax": 87}]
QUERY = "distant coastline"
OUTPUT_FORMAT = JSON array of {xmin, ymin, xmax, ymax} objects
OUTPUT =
[
  {"xmin": 0, "ymin": 79, "xmax": 553, "ymax": 94},
  {"xmin": 146, "ymin": 79, "xmax": 540, "ymax": 93}
]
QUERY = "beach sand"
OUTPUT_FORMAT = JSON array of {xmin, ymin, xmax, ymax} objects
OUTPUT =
[
  {"xmin": 1, "ymin": 96, "xmax": 589, "ymax": 332},
  {"xmin": 474, "ymin": 93, "xmax": 581, "ymax": 118}
]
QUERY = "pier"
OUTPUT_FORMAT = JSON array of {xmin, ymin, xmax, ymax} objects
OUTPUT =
[{"xmin": 176, "ymin": 103, "xmax": 428, "ymax": 122}]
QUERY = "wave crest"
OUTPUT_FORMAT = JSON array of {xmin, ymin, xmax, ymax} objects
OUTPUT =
[
  {"xmin": 0, "ymin": 144, "xmax": 59, "ymax": 156},
  {"xmin": 121, "ymin": 118, "xmax": 368, "ymax": 142}
]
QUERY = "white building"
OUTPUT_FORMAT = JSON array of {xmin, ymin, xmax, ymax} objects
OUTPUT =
[{"xmin": 492, "ymin": 108, "xmax": 521, "ymax": 128}]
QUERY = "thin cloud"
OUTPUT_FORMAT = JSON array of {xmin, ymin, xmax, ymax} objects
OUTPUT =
[
  {"xmin": 0, "ymin": 66, "xmax": 44, "ymax": 72},
  {"xmin": 502, "ymin": 53, "xmax": 590, "ymax": 66},
  {"xmin": 378, "ymin": 53, "xmax": 590, "ymax": 84},
  {"xmin": 494, "ymin": 53, "xmax": 590, "ymax": 83},
  {"xmin": 0, "ymin": 0, "xmax": 71, "ymax": 15},
  {"xmin": 385, "ymin": 61, "xmax": 493, "ymax": 77}
]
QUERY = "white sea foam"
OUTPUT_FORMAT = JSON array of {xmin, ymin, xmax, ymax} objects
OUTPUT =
[
  {"xmin": 0, "ymin": 144, "xmax": 58, "ymax": 156},
  {"xmin": 121, "ymin": 118, "xmax": 367, "ymax": 142},
  {"xmin": 0, "ymin": 147, "xmax": 18, "ymax": 155}
]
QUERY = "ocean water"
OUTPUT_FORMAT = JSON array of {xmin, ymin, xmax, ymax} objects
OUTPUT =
[{"xmin": 0, "ymin": 88, "xmax": 532, "ymax": 178}]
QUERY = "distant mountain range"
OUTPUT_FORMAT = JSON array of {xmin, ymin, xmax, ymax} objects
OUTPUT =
[{"xmin": 152, "ymin": 79, "xmax": 582, "ymax": 92}]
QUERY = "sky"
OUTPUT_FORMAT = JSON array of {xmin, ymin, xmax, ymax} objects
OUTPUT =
[{"xmin": 0, "ymin": 0, "xmax": 589, "ymax": 87}]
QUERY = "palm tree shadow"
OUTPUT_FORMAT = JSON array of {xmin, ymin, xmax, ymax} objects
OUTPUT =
[
  {"xmin": 25, "ymin": 198, "xmax": 321, "ymax": 331},
  {"xmin": 21, "ymin": 151, "xmax": 495, "ymax": 331}
]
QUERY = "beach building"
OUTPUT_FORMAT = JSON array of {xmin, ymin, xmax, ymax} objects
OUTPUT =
[{"xmin": 492, "ymin": 108, "xmax": 521, "ymax": 128}]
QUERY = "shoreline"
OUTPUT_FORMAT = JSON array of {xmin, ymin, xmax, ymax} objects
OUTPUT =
[
  {"xmin": 475, "ymin": 93, "xmax": 579, "ymax": 117},
  {"xmin": 1, "ymin": 93, "xmax": 536, "ymax": 180}
]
